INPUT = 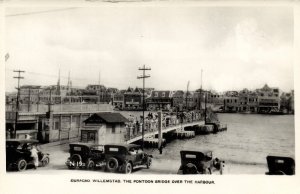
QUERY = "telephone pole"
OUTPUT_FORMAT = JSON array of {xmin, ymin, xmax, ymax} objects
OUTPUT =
[
  {"xmin": 27, "ymin": 88, "xmax": 31, "ymax": 112},
  {"xmin": 13, "ymin": 70, "xmax": 25, "ymax": 138},
  {"xmin": 137, "ymin": 65, "xmax": 151, "ymax": 150},
  {"xmin": 199, "ymin": 69, "xmax": 203, "ymax": 110}
]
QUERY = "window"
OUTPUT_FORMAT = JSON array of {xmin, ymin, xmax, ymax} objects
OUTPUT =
[
  {"xmin": 109, "ymin": 147, "xmax": 119, "ymax": 152},
  {"xmin": 155, "ymin": 92, "xmax": 158, "ymax": 97},
  {"xmin": 162, "ymin": 92, "xmax": 165, "ymax": 97},
  {"xmin": 74, "ymin": 146, "xmax": 82, "ymax": 151},
  {"xmin": 185, "ymin": 154, "xmax": 197, "ymax": 159}
]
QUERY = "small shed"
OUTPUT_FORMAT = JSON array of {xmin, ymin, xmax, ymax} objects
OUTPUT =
[{"xmin": 81, "ymin": 112, "xmax": 129, "ymax": 144}]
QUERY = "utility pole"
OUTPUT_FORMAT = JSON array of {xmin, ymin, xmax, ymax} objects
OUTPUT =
[
  {"xmin": 27, "ymin": 88, "xmax": 31, "ymax": 112},
  {"xmin": 199, "ymin": 69, "xmax": 203, "ymax": 110},
  {"xmin": 137, "ymin": 65, "xmax": 151, "ymax": 150},
  {"xmin": 13, "ymin": 70, "xmax": 25, "ymax": 138},
  {"xmin": 37, "ymin": 90, "xmax": 40, "ymax": 112},
  {"xmin": 186, "ymin": 81, "xmax": 190, "ymax": 110},
  {"xmin": 47, "ymin": 88, "xmax": 53, "ymax": 116}
]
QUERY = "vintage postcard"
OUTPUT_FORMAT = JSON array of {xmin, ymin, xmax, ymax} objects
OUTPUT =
[{"xmin": 0, "ymin": 0, "xmax": 299, "ymax": 194}]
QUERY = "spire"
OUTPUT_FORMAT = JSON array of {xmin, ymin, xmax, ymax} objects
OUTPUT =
[
  {"xmin": 57, "ymin": 67, "xmax": 61, "ymax": 87},
  {"xmin": 67, "ymin": 71, "xmax": 71, "ymax": 90},
  {"xmin": 57, "ymin": 66, "xmax": 61, "ymax": 95}
]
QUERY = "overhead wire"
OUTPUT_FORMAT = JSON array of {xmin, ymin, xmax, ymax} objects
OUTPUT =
[
  {"xmin": 5, "ymin": 68, "xmax": 98, "ymax": 83},
  {"xmin": 5, "ymin": 8, "xmax": 79, "ymax": 17}
]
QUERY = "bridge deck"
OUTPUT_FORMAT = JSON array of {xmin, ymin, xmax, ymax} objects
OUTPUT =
[{"xmin": 126, "ymin": 120, "xmax": 205, "ymax": 144}]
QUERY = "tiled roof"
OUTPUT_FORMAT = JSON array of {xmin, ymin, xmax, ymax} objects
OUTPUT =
[{"xmin": 85, "ymin": 112, "xmax": 129, "ymax": 123}]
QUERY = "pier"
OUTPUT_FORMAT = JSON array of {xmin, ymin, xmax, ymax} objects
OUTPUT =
[{"xmin": 125, "ymin": 120, "xmax": 205, "ymax": 144}]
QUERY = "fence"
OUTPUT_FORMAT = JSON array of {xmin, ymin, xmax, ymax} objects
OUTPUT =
[{"xmin": 124, "ymin": 111, "xmax": 204, "ymax": 141}]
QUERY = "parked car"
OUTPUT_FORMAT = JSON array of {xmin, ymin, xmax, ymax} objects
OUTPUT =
[
  {"xmin": 266, "ymin": 155, "xmax": 295, "ymax": 175},
  {"xmin": 65, "ymin": 143, "xmax": 105, "ymax": 170},
  {"xmin": 104, "ymin": 144, "xmax": 152, "ymax": 174},
  {"xmin": 6, "ymin": 139, "xmax": 50, "ymax": 171},
  {"xmin": 177, "ymin": 150, "xmax": 224, "ymax": 175}
]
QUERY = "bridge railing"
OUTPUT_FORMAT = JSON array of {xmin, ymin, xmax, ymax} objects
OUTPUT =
[{"xmin": 124, "ymin": 114, "xmax": 204, "ymax": 141}]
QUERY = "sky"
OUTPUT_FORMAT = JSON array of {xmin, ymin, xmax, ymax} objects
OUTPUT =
[{"xmin": 4, "ymin": 6, "xmax": 294, "ymax": 93}]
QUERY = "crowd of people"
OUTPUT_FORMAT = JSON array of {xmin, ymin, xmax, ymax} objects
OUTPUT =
[{"xmin": 124, "ymin": 110, "xmax": 204, "ymax": 140}]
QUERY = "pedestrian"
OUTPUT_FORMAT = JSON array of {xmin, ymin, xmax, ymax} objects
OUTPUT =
[
  {"xmin": 159, "ymin": 144, "xmax": 163, "ymax": 154},
  {"xmin": 220, "ymin": 161, "xmax": 225, "ymax": 175},
  {"xmin": 30, "ymin": 145, "xmax": 39, "ymax": 169}
]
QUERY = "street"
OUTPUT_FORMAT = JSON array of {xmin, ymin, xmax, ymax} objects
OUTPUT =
[{"xmin": 7, "ymin": 142, "xmax": 266, "ymax": 175}]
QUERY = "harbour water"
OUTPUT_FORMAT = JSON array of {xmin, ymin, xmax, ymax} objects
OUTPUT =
[{"xmin": 140, "ymin": 113, "xmax": 295, "ymax": 174}]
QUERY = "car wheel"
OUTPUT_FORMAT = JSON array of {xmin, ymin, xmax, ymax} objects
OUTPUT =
[
  {"xmin": 17, "ymin": 159, "xmax": 27, "ymax": 171},
  {"xmin": 86, "ymin": 159, "xmax": 95, "ymax": 170},
  {"xmin": 183, "ymin": 163, "xmax": 198, "ymax": 174},
  {"xmin": 42, "ymin": 157, "xmax": 50, "ymax": 167},
  {"xmin": 146, "ymin": 158, "xmax": 152, "ymax": 169},
  {"xmin": 106, "ymin": 157, "xmax": 119, "ymax": 172},
  {"xmin": 124, "ymin": 162, "xmax": 133, "ymax": 174}
]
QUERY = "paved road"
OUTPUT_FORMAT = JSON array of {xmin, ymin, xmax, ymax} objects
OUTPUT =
[{"xmin": 7, "ymin": 143, "xmax": 266, "ymax": 175}]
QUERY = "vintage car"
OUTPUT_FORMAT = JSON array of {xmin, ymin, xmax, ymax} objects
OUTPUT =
[
  {"xmin": 266, "ymin": 155, "xmax": 295, "ymax": 175},
  {"xmin": 177, "ymin": 150, "xmax": 224, "ymax": 175},
  {"xmin": 104, "ymin": 144, "xmax": 152, "ymax": 174},
  {"xmin": 66, "ymin": 143, "xmax": 105, "ymax": 170},
  {"xmin": 6, "ymin": 139, "xmax": 50, "ymax": 171}
]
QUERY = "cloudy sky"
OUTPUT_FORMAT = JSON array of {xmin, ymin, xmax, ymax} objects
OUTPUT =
[{"xmin": 5, "ymin": 6, "xmax": 294, "ymax": 92}]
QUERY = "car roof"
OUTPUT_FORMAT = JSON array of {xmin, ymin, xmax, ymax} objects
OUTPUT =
[
  {"xmin": 6, "ymin": 139, "xmax": 39, "ymax": 144},
  {"xmin": 267, "ymin": 154, "xmax": 294, "ymax": 159},
  {"xmin": 104, "ymin": 143, "xmax": 140, "ymax": 149},
  {"xmin": 180, "ymin": 150, "xmax": 212, "ymax": 155},
  {"xmin": 69, "ymin": 142, "xmax": 102, "ymax": 147}
]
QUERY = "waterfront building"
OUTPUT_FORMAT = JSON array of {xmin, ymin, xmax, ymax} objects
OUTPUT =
[
  {"xmin": 172, "ymin": 90, "xmax": 184, "ymax": 111},
  {"xmin": 183, "ymin": 91, "xmax": 195, "ymax": 110},
  {"xmin": 256, "ymin": 84, "xmax": 280, "ymax": 113},
  {"xmin": 6, "ymin": 102, "xmax": 114, "ymax": 141},
  {"xmin": 192, "ymin": 90, "xmax": 203, "ymax": 110},
  {"xmin": 81, "ymin": 112, "xmax": 129, "ymax": 144},
  {"xmin": 280, "ymin": 90, "xmax": 294, "ymax": 114},
  {"xmin": 210, "ymin": 91, "xmax": 224, "ymax": 105},
  {"xmin": 112, "ymin": 90, "xmax": 125, "ymax": 109},
  {"xmin": 5, "ymin": 92, "xmax": 17, "ymax": 106},
  {"xmin": 247, "ymin": 91, "xmax": 259, "ymax": 112},
  {"xmin": 223, "ymin": 91, "xmax": 239, "ymax": 112},
  {"xmin": 86, "ymin": 84, "xmax": 106, "ymax": 91},
  {"xmin": 146, "ymin": 90, "xmax": 173, "ymax": 111},
  {"xmin": 124, "ymin": 87, "xmax": 143, "ymax": 110},
  {"xmin": 38, "ymin": 85, "xmax": 69, "ymax": 104},
  {"xmin": 19, "ymin": 85, "xmax": 42, "ymax": 104}
]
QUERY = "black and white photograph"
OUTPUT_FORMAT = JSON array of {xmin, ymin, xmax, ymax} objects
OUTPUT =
[{"xmin": 1, "ymin": 1, "xmax": 299, "ymax": 194}]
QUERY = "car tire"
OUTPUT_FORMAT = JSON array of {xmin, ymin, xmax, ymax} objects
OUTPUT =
[
  {"xmin": 146, "ymin": 157, "xmax": 152, "ymax": 169},
  {"xmin": 124, "ymin": 162, "xmax": 133, "ymax": 174},
  {"xmin": 70, "ymin": 154, "xmax": 82, "ymax": 169},
  {"xmin": 183, "ymin": 163, "xmax": 198, "ymax": 174},
  {"xmin": 42, "ymin": 157, "xmax": 50, "ymax": 167},
  {"xmin": 86, "ymin": 159, "xmax": 95, "ymax": 170},
  {"xmin": 17, "ymin": 159, "xmax": 27, "ymax": 171},
  {"xmin": 106, "ymin": 157, "xmax": 119, "ymax": 172}
]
